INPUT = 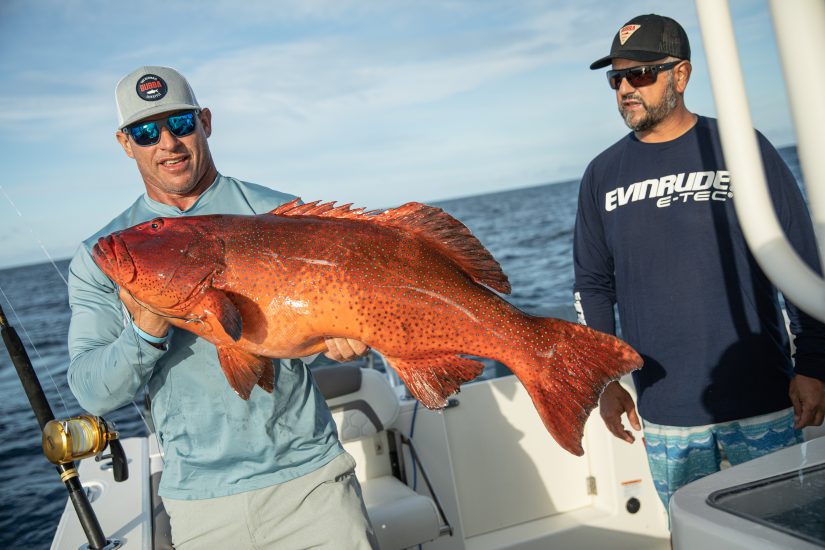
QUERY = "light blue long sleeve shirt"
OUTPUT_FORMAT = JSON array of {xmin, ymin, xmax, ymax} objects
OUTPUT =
[{"xmin": 67, "ymin": 174, "xmax": 343, "ymax": 499}]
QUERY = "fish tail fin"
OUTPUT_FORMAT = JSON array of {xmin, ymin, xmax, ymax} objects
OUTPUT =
[{"xmin": 516, "ymin": 318, "xmax": 642, "ymax": 456}]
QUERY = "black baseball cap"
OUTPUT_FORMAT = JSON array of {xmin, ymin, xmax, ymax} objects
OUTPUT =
[{"xmin": 590, "ymin": 14, "xmax": 690, "ymax": 70}]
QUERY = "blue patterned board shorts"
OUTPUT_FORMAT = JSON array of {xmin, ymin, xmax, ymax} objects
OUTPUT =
[{"xmin": 643, "ymin": 407, "xmax": 803, "ymax": 511}]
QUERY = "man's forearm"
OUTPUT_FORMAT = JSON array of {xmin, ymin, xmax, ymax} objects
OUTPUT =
[{"xmin": 68, "ymin": 327, "xmax": 165, "ymax": 415}]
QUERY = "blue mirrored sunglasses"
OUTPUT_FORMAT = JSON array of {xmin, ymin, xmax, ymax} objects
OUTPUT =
[{"xmin": 125, "ymin": 111, "xmax": 198, "ymax": 147}]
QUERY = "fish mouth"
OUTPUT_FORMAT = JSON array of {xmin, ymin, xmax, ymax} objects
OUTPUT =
[{"xmin": 92, "ymin": 235, "xmax": 136, "ymax": 284}]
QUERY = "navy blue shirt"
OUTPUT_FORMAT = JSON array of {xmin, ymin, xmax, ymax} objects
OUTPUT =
[{"xmin": 573, "ymin": 116, "xmax": 825, "ymax": 426}]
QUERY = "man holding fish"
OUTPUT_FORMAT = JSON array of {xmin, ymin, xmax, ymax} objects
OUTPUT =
[
  {"xmin": 67, "ymin": 66, "xmax": 378, "ymax": 549},
  {"xmin": 68, "ymin": 64, "xmax": 647, "ymax": 549}
]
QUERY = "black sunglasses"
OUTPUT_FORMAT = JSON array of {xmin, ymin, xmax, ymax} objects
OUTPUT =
[
  {"xmin": 125, "ymin": 111, "xmax": 199, "ymax": 147},
  {"xmin": 606, "ymin": 61, "xmax": 681, "ymax": 90}
]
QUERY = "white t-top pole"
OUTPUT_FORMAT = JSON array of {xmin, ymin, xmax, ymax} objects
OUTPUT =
[{"xmin": 695, "ymin": 0, "xmax": 825, "ymax": 323}]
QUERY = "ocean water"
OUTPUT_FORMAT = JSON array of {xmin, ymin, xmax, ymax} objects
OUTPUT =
[{"xmin": 0, "ymin": 146, "xmax": 800, "ymax": 549}]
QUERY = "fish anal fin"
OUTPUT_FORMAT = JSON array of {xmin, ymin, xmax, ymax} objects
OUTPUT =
[
  {"xmin": 517, "ymin": 318, "xmax": 643, "ymax": 456},
  {"xmin": 383, "ymin": 355, "xmax": 485, "ymax": 409},
  {"xmin": 216, "ymin": 346, "xmax": 271, "ymax": 399},
  {"xmin": 200, "ymin": 288, "xmax": 242, "ymax": 341},
  {"xmin": 269, "ymin": 200, "xmax": 510, "ymax": 294}
]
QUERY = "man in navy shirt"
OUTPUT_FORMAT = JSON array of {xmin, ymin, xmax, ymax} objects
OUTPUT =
[{"xmin": 574, "ymin": 14, "xmax": 825, "ymax": 511}]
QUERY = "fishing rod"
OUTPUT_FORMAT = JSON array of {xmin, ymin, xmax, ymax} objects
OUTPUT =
[{"xmin": 0, "ymin": 301, "xmax": 127, "ymax": 550}]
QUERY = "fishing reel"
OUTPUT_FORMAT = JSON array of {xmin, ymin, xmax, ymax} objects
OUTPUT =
[{"xmin": 42, "ymin": 415, "xmax": 129, "ymax": 482}]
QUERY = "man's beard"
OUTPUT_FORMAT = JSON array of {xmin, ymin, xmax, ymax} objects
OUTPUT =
[{"xmin": 619, "ymin": 74, "xmax": 679, "ymax": 132}]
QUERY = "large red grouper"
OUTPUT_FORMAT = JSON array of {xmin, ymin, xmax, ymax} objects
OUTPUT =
[{"xmin": 92, "ymin": 199, "xmax": 642, "ymax": 455}]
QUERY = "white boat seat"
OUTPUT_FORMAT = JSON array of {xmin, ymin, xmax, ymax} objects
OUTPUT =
[
  {"xmin": 323, "ymin": 365, "xmax": 400, "ymax": 440},
  {"xmin": 313, "ymin": 365, "xmax": 450, "ymax": 550},
  {"xmin": 361, "ymin": 476, "xmax": 442, "ymax": 550}
]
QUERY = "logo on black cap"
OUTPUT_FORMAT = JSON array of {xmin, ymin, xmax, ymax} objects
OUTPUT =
[
  {"xmin": 619, "ymin": 25, "xmax": 640, "ymax": 45},
  {"xmin": 135, "ymin": 74, "xmax": 168, "ymax": 102}
]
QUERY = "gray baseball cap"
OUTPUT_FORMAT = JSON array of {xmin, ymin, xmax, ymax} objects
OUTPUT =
[{"xmin": 115, "ymin": 66, "xmax": 200, "ymax": 129}]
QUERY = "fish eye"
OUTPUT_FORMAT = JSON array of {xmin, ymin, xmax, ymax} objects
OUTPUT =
[{"xmin": 149, "ymin": 219, "xmax": 164, "ymax": 230}]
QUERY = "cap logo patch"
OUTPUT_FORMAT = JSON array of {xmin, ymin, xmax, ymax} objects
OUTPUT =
[
  {"xmin": 619, "ymin": 24, "xmax": 641, "ymax": 45},
  {"xmin": 135, "ymin": 74, "xmax": 168, "ymax": 102}
]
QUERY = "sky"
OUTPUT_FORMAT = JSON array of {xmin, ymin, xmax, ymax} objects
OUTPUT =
[{"xmin": 0, "ymin": 0, "xmax": 797, "ymax": 269}]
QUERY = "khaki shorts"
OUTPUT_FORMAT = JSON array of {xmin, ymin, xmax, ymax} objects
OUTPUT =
[{"xmin": 163, "ymin": 452, "xmax": 378, "ymax": 549}]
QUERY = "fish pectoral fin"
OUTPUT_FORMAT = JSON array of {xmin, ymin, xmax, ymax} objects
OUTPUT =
[
  {"xmin": 216, "ymin": 346, "xmax": 272, "ymax": 399},
  {"xmin": 257, "ymin": 360, "xmax": 275, "ymax": 393},
  {"xmin": 201, "ymin": 288, "xmax": 242, "ymax": 342},
  {"xmin": 383, "ymin": 355, "xmax": 485, "ymax": 409}
]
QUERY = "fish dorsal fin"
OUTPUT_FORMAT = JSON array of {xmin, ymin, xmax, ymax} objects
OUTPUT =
[{"xmin": 270, "ymin": 199, "xmax": 511, "ymax": 294}]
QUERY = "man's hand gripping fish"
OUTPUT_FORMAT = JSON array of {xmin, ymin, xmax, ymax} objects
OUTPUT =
[{"xmin": 92, "ymin": 199, "xmax": 642, "ymax": 456}]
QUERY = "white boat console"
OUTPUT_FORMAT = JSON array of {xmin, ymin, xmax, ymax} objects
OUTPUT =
[{"xmin": 670, "ymin": 436, "xmax": 825, "ymax": 550}]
